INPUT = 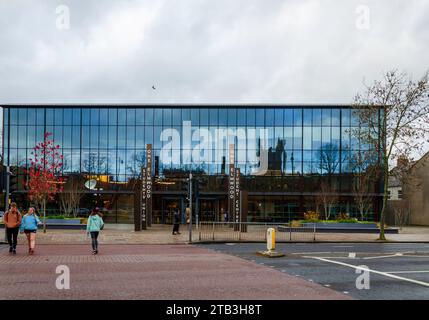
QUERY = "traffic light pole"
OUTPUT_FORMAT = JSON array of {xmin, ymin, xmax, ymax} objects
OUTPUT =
[{"xmin": 188, "ymin": 173, "xmax": 193, "ymax": 243}]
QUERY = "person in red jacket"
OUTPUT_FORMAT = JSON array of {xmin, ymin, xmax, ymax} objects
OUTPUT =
[{"xmin": 4, "ymin": 202, "xmax": 22, "ymax": 254}]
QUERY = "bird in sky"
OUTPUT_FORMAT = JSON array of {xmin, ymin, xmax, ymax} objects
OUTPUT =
[{"xmin": 152, "ymin": 85, "xmax": 156, "ymax": 90}]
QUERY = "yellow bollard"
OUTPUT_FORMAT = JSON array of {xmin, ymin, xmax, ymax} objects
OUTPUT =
[{"xmin": 257, "ymin": 227, "xmax": 285, "ymax": 258}]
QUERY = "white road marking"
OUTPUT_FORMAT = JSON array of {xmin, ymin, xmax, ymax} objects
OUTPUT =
[
  {"xmin": 333, "ymin": 246, "xmax": 354, "ymax": 248},
  {"xmin": 362, "ymin": 253, "xmax": 403, "ymax": 260},
  {"xmin": 348, "ymin": 253, "xmax": 356, "ymax": 258},
  {"xmin": 386, "ymin": 270, "xmax": 429, "ymax": 274},
  {"xmin": 306, "ymin": 256, "xmax": 429, "ymax": 288}
]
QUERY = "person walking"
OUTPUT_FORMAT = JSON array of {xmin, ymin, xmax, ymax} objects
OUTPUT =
[
  {"xmin": 19, "ymin": 207, "xmax": 41, "ymax": 255},
  {"xmin": 86, "ymin": 208, "xmax": 104, "ymax": 255},
  {"xmin": 172, "ymin": 210, "xmax": 181, "ymax": 235},
  {"xmin": 4, "ymin": 202, "xmax": 22, "ymax": 254}
]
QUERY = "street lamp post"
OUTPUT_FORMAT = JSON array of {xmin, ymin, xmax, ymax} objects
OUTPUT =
[{"xmin": 188, "ymin": 172, "xmax": 193, "ymax": 243}]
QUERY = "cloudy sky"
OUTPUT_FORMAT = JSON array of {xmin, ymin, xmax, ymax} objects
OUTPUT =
[{"xmin": 0, "ymin": 0, "xmax": 428, "ymax": 104}]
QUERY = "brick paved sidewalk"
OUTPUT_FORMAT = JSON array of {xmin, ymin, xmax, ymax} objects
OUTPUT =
[
  {"xmin": 0, "ymin": 244, "xmax": 350, "ymax": 300},
  {"xmin": 1, "ymin": 225, "xmax": 428, "ymax": 245}
]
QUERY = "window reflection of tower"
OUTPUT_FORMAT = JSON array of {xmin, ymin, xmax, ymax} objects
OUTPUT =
[{"xmin": 291, "ymin": 152, "xmax": 295, "ymax": 175}]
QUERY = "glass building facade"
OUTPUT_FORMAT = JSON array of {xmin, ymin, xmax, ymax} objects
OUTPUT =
[{"xmin": 1, "ymin": 105, "xmax": 383, "ymax": 224}]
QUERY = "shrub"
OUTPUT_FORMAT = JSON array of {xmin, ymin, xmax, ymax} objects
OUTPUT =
[
  {"xmin": 303, "ymin": 211, "xmax": 319, "ymax": 222},
  {"xmin": 337, "ymin": 213, "xmax": 350, "ymax": 220},
  {"xmin": 291, "ymin": 220, "xmax": 302, "ymax": 228}
]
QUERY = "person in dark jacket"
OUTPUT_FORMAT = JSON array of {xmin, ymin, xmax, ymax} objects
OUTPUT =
[
  {"xmin": 172, "ymin": 210, "xmax": 181, "ymax": 235},
  {"xmin": 4, "ymin": 202, "xmax": 22, "ymax": 254}
]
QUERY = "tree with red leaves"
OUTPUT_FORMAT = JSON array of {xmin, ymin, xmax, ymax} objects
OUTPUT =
[{"xmin": 27, "ymin": 132, "xmax": 63, "ymax": 233}]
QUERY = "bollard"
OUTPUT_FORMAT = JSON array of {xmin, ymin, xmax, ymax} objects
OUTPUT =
[
  {"xmin": 256, "ymin": 227, "xmax": 285, "ymax": 258},
  {"xmin": 267, "ymin": 228, "xmax": 275, "ymax": 252}
]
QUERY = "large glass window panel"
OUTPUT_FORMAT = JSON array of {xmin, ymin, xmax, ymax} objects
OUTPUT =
[
  {"xmin": 341, "ymin": 127, "xmax": 350, "ymax": 149},
  {"xmin": 18, "ymin": 126, "xmax": 27, "ymax": 148},
  {"xmin": 136, "ymin": 109, "xmax": 145, "ymax": 125},
  {"xmin": 163, "ymin": 108, "xmax": 172, "ymax": 126},
  {"xmin": 90, "ymin": 126, "xmax": 99, "ymax": 148},
  {"xmin": 303, "ymin": 109, "xmax": 312, "ymax": 126},
  {"xmin": 227, "ymin": 109, "xmax": 236, "ymax": 126},
  {"xmin": 127, "ymin": 126, "xmax": 136, "ymax": 147},
  {"xmin": 126, "ymin": 109, "xmax": 136, "ymax": 126},
  {"xmin": 154, "ymin": 109, "xmax": 162, "ymax": 126},
  {"xmin": 26, "ymin": 126, "xmax": 36, "ymax": 148},
  {"xmin": 100, "ymin": 108, "xmax": 109, "ymax": 125},
  {"xmin": 322, "ymin": 127, "xmax": 331, "ymax": 144},
  {"xmin": 218, "ymin": 109, "xmax": 227, "ymax": 126},
  {"xmin": 209, "ymin": 109, "xmax": 218, "ymax": 126},
  {"xmin": 351, "ymin": 109, "xmax": 360, "ymax": 126},
  {"xmin": 312, "ymin": 127, "xmax": 322, "ymax": 150},
  {"xmin": 145, "ymin": 109, "xmax": 154, "ymax": 125},
  {"xmin": 274, "ymin": 109, "xmax": 283, "ymax": 126},
  {"xmin": 63, "ymin": 109, "xmax": 72, "ymax": 125},
  {"xmin": 72, "ymin": 126, "xmax": 81, "ymax": 148},
  {"xmin": 10, "ymin": 109, "xmax": 18, "ymax": 125},
  {"xmin": 72, "ymin": 108, "xmax": 81, "ymax": 125},
  {"xmin": 82, "ymin": 109, "xmax": 90, "ymax": 125},
  {"xmin": 18, "ymin": 109, "xmax": 27, "ymax": 125},
  {"xmin": 154, "ymin": 126, "xmax": 162, "ymax": 149},
  {"xmin": 118, "ymin": 109, "xmax": 127, "ymax": 125},
  {"xmin": 332, "ymin": 109, "xmax": 340, "ymax": 126},
  {"xmin": 237, "ymin": 108, "xmax": 246, "ymax": 126},
  {"xmin": 172, "ymin": 108, "xmax": 181, "ymax": 125},
  {"xmin": 27, "ymin": 109, "xmax": 36, "ymax": 124},
  {"xmin": 284, "ymin": 127, "xmax": 293, "ymax": 149},
  {"xmin": 342, "ymin": 108, "xmax": 350, "ymax": 126},
  {"xmin": 191, "ymin": 109, "xmax": 200, "ymax": 126},
  {"xmin": 118, "ymin": 126, "xmax": 126, "ymax": 146},
  {"xmin": 293, "ymin": 126, "xmax": 302, "ymax": 149},
  {"xmin": 46, "ymin": 109, "xmax": 54, "ymax": 125},
  {"xmin": 109, "ymin": 109, "xmax": 117, "ymax": 126},
  {"xmin": 55, "ymin": 108, "xmax": 63, "ymax": 125},
  {"xmin": 135, "ymin": 127, "xmax": 145, "ymax": 148},
  {"xmin": 256, "ymin": 109, "xmax": 264, "ymax": 126},
  {"xmin": 200, "ymin": 109, "xmax": 209, "ymax": 126},
  {"xmin": 108, "ymin": 126, "xmax": 117, "ymax": 149},
  {"xmin": 266, "ymin": 109, "xmax": 274, "ymax": 126},
  {"xmin": 332, "ymin": 127, "xmax": 340, "ymax": 146},
  {"xmin": 284, "ymin": 109, "xmax": 293, "ymax": 126},
  {"xmin": 34, "ymin": 126, "xmax": 43, "ymax": 145},
  {"xmin": 322, "ymin": 109, "xmax": 331, "ymax": 126},
  {"xmin": 145, "ymin": 126, "xmax": 153, "ymax": 145},
  {"xmin": 99, "ymin": 126, "xmax": 108, "ymax": 148},
  {"xmin": 37, "ymin": 108, "xmax": 45, "ymax": 125},
  {"xmin": 182, "ymin": 109, "xmax": 191, "ymax": 122},
  {"xmin": 313, "ymin": 109, "xmax": 322, "ymax": 126},
  {"xmin": 303, "ymin": 127, "xmax": 312, "ymax": 150},
  {"xmin": 293, "ymin": 108, "xmax": 302, "ymax": 126},
  {"xmin": 246, "ymin": 109, "xmax": 255, "ymax": 126},
  {"xmin": 63, "ymin": 126, "xmax": 72, "ymax": 148}
]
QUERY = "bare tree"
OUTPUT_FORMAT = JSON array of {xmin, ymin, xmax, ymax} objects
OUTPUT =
[
  {"xmin": 317, "ymin": 177, "xmax": 338, "ymax": 220},
  {"xmin": 315, "ymin": 143, "xmax": 342, "ymax": 220},
  {"xmin": 353, "ymin": 69, "xmax": 429, "ymax": 240},
  {"xmin": 351, "ymin": 149, "xmax": 380, "ymax": 221},
  {"xmin": 392, "ymin": 199, "xmax": 410, "ymax": 230},
  {"xmin": 60, "ymin": 174, "xmax": 84, "ymax": 217}
]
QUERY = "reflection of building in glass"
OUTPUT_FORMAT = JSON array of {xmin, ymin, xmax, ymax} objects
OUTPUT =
[{"xmin": 1, "ymin": 105, "xmax": 383, "ymax": 224}]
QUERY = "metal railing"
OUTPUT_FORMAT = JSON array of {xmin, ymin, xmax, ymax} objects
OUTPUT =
[{"xmin": 198, "ymin": 222, "xmax": 316, "ymax": 242}]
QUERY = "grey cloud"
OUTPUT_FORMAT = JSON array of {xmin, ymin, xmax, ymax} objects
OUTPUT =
[{"xmin": 0, "ymin": 0, "xmax": 428, "ymax": 104}]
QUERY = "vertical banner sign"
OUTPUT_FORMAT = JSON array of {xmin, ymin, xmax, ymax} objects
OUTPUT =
[
  {"xmin": 234, "ymin": 168, "xmax": 241, "ymax": 224},
  {"xmin": 146, "ymin": 144, "xmax": 153, "ymax": 228},
  {"xmin": 140, "ymin": 166, "xmax": 147, "ymax": 230},
  {"xmin": 228, "ymin": 144, "xmax": 235, "ymax": 224}
]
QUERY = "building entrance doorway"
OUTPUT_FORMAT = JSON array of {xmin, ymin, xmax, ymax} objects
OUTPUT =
[
  {"xmin": 198, "ymin": 198, "xmax": 221, "ymax": 222},
  {"xmin": 158, "ymin": 197, "xmax": 184, "ymax": 224}
]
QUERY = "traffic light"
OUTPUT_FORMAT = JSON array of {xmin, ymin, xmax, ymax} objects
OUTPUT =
[
  {"xmin": 9, "ymin": 173, "xmax": 18, "ymax": 194},
  {"xmin": 0, "ymin": 166, "xmax": 5, "ymax": 192}
]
